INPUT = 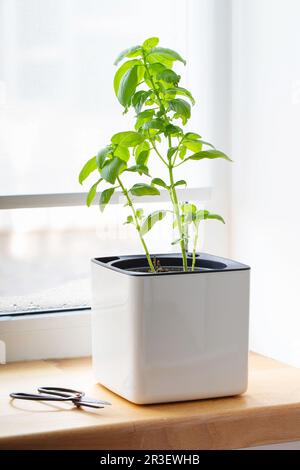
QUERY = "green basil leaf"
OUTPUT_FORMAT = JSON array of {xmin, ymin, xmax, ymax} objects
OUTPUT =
[
  {"xmin": 127, "ymin": 47, "xmax": 143, "ymax": 58},
  {"xmin": 117, "ymin": 66, "xmax": 138, "ymax": 108},
  {"xmin": 114, "ymin": 45, "xmax": 141, "ymax": 65},
  {"xmin": 198, "ymin": 140, "xmax": 215, "ymax": 149},
  {"xmin": 147, "ymin": 53, "xmax": 172, "ymax": 68},
  {"xmin": 183, "ymin": 139, "xmax": 203, "ymax": 152},
  {"xmin": 126, "ymin": 165, "xmax": 150, "ymax": 176},
  {"xmin": 99, "ymin": 187, "xmax": 115, "ymax": 212},
  {"xmin": 135, "ymin": 109, "xmax": 155, "ymax": 130},
  {"xmin": 111, "ymin": 131, "xmax": 144, "ymax": 147},
  {"xmin": 179, "ymin": 146, "xmax": 187, "ymax": 160},
  {"xmin": 165, "ymin": 87, "xmax": 195, "ymax": 105},
  {"xmin": 164, "ymin": 124, "xmax": 183, "ymax": 136},
  {"xmin": 143, "ymin": 118, "xmax": 165, "ymax": 131},
  {"xmin": 183, "ymin": 135, "xmax": 214, "ymax": 149},
  {"xmin": 79, "ymin": 156, "xmax": 98, "ymax": 184},
  {"xmin": 136, "ymin": 208, "xmax": 144, "ymax": 219},
  {"xmin": 188, "ymin": 149, "xmax": 232, "ymax": 162},
  {"xmin": 86, "ymin": 178, "xmax": 102, "ymax": 207},
  {"xmin": 130, "ymin": 183, "xmax": 160, "ymax": 197},
  {"xmin": 96, "ymin": 146, "xmax": 112, "ymax": 168},
  {"xmin": 101, "ymin": 157, "xmax": 126, "ymax": 184},
  {"xmin": 182, "ymin": 203, "xmax": 197, "ymax": 224},
  {"xmin": 169, "ymin": 98, "xmax": 191, "ymax": 124},
  {"xmin": 140, "ymin": 64, "xmax": 163, "ymax": 91},
  {"xmin": 135, "ymin": 141, "xmax": 150, "ymax": 165},
  {"xmin": 195, "ymin": 210, "xmax": 210, "ymax": 223},
  {"xmin": 173, "ymin": 180, "xmax": 187, "ymax": 188},
  {"xmin": 151, "ymin": 178, "xmax": 168, "ymax": 188},
  {"xmin": 124, "ymin": 214, "xmax": 134, "ymax": 225},
  {"xmin": 194, "ymin": 211, "xmax": 226, "ymax": 226},
  {"xmin": 184, "ymin": 132, "xmax": 202, "ymax": 140},
  {"xmin": 132, "ymin": 90, "xmax": 152, "ymax": 113},
  {"xmin": 136, "ymin": 150, "xmax": 149, "ymax": 166},
  {"xmin": 147, "ymin": 47, "xmax": 186, "ymax": 65},
  {"xmin": 157, "ymin": 69, "xmax": 180, "ymax": 85},
  {"xmin": 207, "ymin": 213, "xmax": 225, "ymax": 224},
  {"xmin": 167, "ymin": 147, "xmax": 177, "ymax": 159},
  {"xmin": 182, "ymin": 203, "xmax": 197, "ymax": 214},
  {"xmin": 147, "ymin": 63, "xmax": 166, "ymax": 80},
  {"xmin": 114, "ymin": 145, "xmax": 130, "ymax": 162},
  {"xmin": 140, "ymin": 210, "xmax": 167, "ymax": 236},
  {"xmin": 114, "ymin": 59, "xmax": 142, "ymax": 96},
  {"xmin": 143, "ymin": 37, "xmax": 159, "ymax": 50}
]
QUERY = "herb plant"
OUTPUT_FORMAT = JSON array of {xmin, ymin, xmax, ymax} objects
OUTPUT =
[{"xmin": 79, "ymin": 37, "xmax": 230, "ymax": 273}]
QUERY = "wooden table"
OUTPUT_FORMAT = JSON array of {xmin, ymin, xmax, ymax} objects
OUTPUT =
[{"xmin": 1, "ymin": 353, "xmax": 300, "ymax": 450}]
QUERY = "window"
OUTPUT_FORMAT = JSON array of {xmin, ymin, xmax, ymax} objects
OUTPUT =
[
  {"xmin": 0, "ymin": 201, "xmax": 184, "ymax": 315},
  {"xmin": 0, "ymin": 0, "xmax": 191, "ymax": 196},
  {"xmin": 0, "ymin": 0, "xmax": 216, "ymax": 317}
]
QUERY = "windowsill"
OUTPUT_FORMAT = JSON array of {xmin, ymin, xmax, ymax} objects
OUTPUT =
[
  {"xmin": 0, "ymin": 310, "xmax": 92, "ymax": 362},
  {"xmin": 1, "ymin": 353, "xmax": 300, "ymax": 450}
]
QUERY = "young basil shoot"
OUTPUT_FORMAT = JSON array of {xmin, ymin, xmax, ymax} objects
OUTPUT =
[{"xmin": 79, "ymin": 37, "xmax": 230, "ymax": 272}]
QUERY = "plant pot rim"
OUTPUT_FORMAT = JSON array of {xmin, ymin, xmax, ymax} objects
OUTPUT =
[{"xmin": 91, "ymin": 252, "xmax": 250, "ymax": 277}]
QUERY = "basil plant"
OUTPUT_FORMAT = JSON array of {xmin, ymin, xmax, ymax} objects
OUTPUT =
[{"xmin": 79, "ymin": 37, "xmax": 230, "ymax": 273}]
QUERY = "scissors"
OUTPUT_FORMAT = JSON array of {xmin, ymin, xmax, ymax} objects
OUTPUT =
[{"xmin": 10, "ymin": 387, "xmax": 111, "ymax": 409}]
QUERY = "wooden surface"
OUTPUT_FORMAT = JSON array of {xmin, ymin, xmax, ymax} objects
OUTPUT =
[{"xmin": 1, "ymin": 353, "xmax": 300, "ymax": 450}]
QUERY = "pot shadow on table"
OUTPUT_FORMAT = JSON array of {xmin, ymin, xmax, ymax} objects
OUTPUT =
[{"xmin": 95, "ymin": 381, "xmax": 251, "ymax": 412}]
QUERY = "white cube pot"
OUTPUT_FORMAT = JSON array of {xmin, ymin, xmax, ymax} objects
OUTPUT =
[{"xmin": 91, "ymin": 253, "xmax": 250, "ymax": 404}]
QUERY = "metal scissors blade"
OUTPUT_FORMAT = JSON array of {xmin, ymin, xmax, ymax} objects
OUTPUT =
[
  {"xmin": 76, "ymin": 396, "xmax": 111, "ymax": 406},
  {"xmin": 72, "ymin": 399, "xmax": 105, "ymax": 409}
]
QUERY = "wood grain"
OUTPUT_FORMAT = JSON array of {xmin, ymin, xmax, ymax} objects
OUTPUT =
[{"xmin": 1, "ymin": 353, "xmax": 300, "ymax": 450}]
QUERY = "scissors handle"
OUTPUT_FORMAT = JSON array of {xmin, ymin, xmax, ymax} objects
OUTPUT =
[
  {"xmin": 10, "ymin": 387, "xmax": 110, "ymax": 409},
  {"xmin": 38, "ymin": 387, "xmax": 83, "ymax": 399},
  {"xmin": 10, "ymin": 392, "xmax": 72, "ymax": 402}
]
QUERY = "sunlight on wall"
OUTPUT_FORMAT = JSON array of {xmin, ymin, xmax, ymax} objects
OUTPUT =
[{"xmin": 231, "ymin": 0, "xmax": 300, "ymax": 367}]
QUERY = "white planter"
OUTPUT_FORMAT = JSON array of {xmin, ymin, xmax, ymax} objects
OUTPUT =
[{"xmin": 91, "ymin": 253, "xmax": 250, "ymax": 404}]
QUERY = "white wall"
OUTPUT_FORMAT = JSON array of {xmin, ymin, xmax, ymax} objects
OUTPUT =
[{"xmin": 231, "ymin": 0, "xmax": 300, "ymax": 367}]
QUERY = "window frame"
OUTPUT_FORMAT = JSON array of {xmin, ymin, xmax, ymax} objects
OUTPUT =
[{"xmin": 0, "ymin": 188, "xmax": 211, "ymax": 210}]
